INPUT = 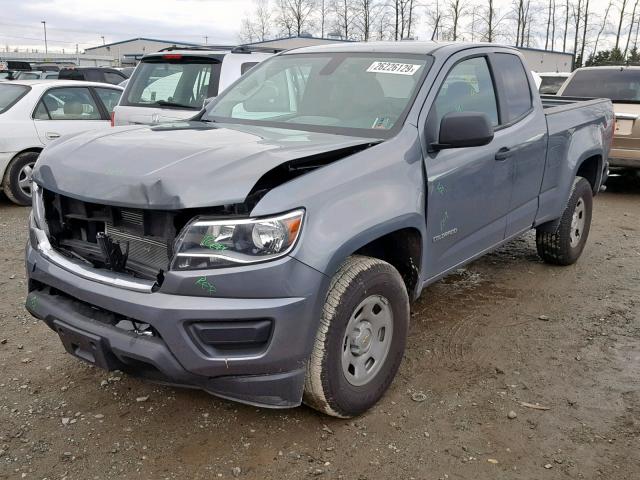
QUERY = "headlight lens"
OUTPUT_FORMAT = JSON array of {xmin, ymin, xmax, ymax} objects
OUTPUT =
[{"xmin": 171, "ymin": 209, "xmax": 304, "ymax": 270}]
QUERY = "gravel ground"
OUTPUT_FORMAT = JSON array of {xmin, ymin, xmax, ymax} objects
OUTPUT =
[{"xmin": 0, "ymin": 175, "xmax": 639, "ymax": 480}]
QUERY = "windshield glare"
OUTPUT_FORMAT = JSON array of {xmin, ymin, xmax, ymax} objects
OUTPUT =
[
  {"xmin": 205, "ymin": 53, "xmax": 430, "ymax": 135},
  {"xmin": 0, "ymin": 84, "xmax": 29, "ymax": 113},
  {"xmin": 562, "ymin": 69, "xmax": 640, "ymax": 101},
  {"xmin": 124, "ymin": 59, "xmax": 221, "ymax": 109}
]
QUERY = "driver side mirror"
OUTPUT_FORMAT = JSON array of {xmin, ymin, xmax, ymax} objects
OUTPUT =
[{"xmin": 430, "ymin": 111, "xmax": 494, "ymax": 150}]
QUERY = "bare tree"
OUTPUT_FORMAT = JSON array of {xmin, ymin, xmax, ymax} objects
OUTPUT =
[
  {"xmin": 275, "ymin": 0, "xmax": 316, "ymax": 36},
  {"xmin": 572, "ymin": 0, "xmax": 582, "ymax": 54},
  {"xmin": 318, "ymin": 0, "xmax": 330, "ymax": 37},
  {"xmin": 563, "ymin": 0, "xmax": 570, "ymax": 51},
  {"xmin": 545, "ymin": 0, "xmax": 553, "ymax": 49},
  {"xmin": 356, "ymin": 0, "xmax": 376, "ymax": 40},
  {"xmin": 615, "ymin": 0, "xmax": 630, "ymax": 49},
  {"xmin": 332, "ymin": 0, "xmax": 356, "ymax": 39},
  {"xmin": 592, "ymin": 1, "xmax": 613, "ymax": 56},
  {"xmin": 239, "ymin": 0, "xmax": 273, "ymax": 42},
  {"xmin": 551, "ymin": 0, "xmax": 557, "ymax": 50},
  {"xmin": 425, "ymin": 0, "xmax": 443, "ymax": 40},
  {"xmin": 624, "ymin": 0, "xmax": 640, "ymax": 56},
  {"xmin": 445, "ymin": 0, "xmax": 467, "ymax": 41},
  {"xmin": 579, "ymin": 0, "xmax": 590, "ymax": 66},
  {"xmin": 477, "ymin": 0, "xmax": 507, "ymax": 42}
]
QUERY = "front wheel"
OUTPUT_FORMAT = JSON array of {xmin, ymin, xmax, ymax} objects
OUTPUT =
[
  {"xmin": 536, "ymin": 176, "xmax": 593, "ymax": 265},
  {"xmin": 2, "ymin": 151, "xmax": 39, "ymax": 206},
  {"xmin": 303, "ymin": 256, "xmax": 409, "ymax": 417}
]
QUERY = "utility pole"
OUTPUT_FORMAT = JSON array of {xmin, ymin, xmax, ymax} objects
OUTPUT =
[
  {"xmin": 204, "ymin": 35, "xmax": 208, "ymax": 44},
  {"xmin": 41, "ymin": 21, "xmax": 47, "ymax": 54},
  {"xmin": 101, "ymin": 36, "xmax": 105, "ymax": 45}
]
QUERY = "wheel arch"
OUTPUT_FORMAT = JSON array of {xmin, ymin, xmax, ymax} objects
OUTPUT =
[
  {"xmin": 2, "ymin": 147, "xmax": 43, "ymax": 181},
  {"xmin": 575, "ymin": 153, "xmax": 604, "ymax": 195}
]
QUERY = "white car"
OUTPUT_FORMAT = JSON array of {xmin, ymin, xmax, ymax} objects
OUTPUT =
[
  {"xmin": 113, "ymin": 47, "xmax": 275, "ymax": 126},
  {"xmin": 538, "ymin": 71, "xmax": 571, "ymax": 94},
  {"xmin": 0, "ymin": 80, "xmax": 123, "ymax": 205}
]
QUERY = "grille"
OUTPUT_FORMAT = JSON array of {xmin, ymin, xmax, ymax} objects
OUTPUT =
[
  {"xmin": 42, "ymin": 190, "xmax": 177, "ymax": 280},
  {"xmin": 105, "ymin": 222, "xmax": 169, "ymax": 272}
]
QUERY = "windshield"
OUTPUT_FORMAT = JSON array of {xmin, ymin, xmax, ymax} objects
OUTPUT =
[
  {"xmin": 562, "ymin": 69, "xmax": 640, "ymax": 101},
  {"xmin": 204, "ymin": 53, "xmax": 430, "ymax": 137},
  {"xmin": 123, "ymin": 57, "xmax": 222, "ymax": 110},
  {"xmin": 539, "ymin": 75, "xmax": 567, "ymax": 94},
  {"xmin": 0, "ymin": 84, "xmax": 29, "ymax": 113}
]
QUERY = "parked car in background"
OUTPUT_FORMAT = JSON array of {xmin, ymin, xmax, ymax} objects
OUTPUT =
[
  {"xmin": 113, "ymin": 46, "xmax": 276, "ymax": 126},
  {"xmin": 26, "ymin": 42, "xmax": 613, "ymax": 417},
  {"xmin": 116, "ymin": 66, "xmax": 136, "ymax": 78},
  {"xmin": 58, "ymin": 67, "xmax": 127, "ymax": 85},
  {"xmin": 0, "ymin": 60, "xmax": 32, "ymax": 80},
  {"xmin": 558, "ymin": 66, "xmax": 640, "ymax": 171},
  {"xmin": 14, "ymin": 70, "xmax": 59, "ymax": 80},
  {"xmin": 538, "ymin": 72, "xmax": 570, "ymax": 94},
  {"xmin": 0, "ymin": 80, "xmax": 123, "ymax": 205}
]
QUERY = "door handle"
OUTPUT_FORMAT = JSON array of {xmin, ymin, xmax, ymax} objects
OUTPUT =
[
  {"xmin": 495, "ymin": 147, "xmax": 514, "ymax": 161},
  {"xmin": 46, "ymin": 132, "xmax": 60, "ymax": 140}
]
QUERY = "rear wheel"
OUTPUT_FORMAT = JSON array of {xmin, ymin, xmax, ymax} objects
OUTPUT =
[
  {"xmin": 536, "ymin": 176, "xmax": 593, "ymax": 265},
  {"xmin": 304, "ymin": 256, "xmax": 409, "ymax": 417},
  {"xmin": 2, "ymin": 151, "xmax": 39, "ymax": 206}
]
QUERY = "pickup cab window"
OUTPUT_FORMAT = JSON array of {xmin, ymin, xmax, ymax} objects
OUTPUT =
[
  {"xmin": 492, "ymin": 53, "xmax": 533, "ymax": 122},
  {"xmin": 206, "ymin": 53, "xmax": 431, "ymax": 136},
  {"xmin": 432, "ymin": 56, "xmax": 499, "ymax": 126}
]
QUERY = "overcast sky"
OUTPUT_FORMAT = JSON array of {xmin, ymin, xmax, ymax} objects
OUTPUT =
[
  {"xmin": 0, "ymin": 0, "xmax": 255, "ymax": 52},
  {"xmin": 0, "ymin": 0, "xmax": 616, "ymax": 54}
]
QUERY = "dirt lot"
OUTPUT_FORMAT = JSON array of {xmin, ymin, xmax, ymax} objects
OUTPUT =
[{"xmin": 1, "ymin": 176, "xmax": 639, "ymax": 480}]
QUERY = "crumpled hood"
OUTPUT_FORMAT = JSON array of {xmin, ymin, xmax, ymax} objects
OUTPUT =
[{"xmin": 33, "ymin": 122, "xmax": 374, "ymax": 209}]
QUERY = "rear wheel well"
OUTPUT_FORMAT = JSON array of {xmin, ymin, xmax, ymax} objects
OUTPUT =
[
  {"xmin": 576, "ymin": 155, "xmax": 602, "ymax": 194},
  {"xmin": 354, "ymin": 228, "xmax": 422, "ymax": 300}
]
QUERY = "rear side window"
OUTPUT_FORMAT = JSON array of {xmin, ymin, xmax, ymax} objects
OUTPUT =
[
  {"xmin": 0, "ymin": 84, "xmax": 30, "ymax": 113},
  {"xmin": 95, "ymin": 87, "xmax": 122, "ymax": 112},
  {"xmin": 103, "ymin": 71, "xmax": 126, "ymax": 85},
  {"xmin": 492, "ymin": 53, "xmax": 533, "ymax": 123},
  {"xmin": 34, "ymin": 87, "xmax": 101, "ymax": 120},
  {"xmin": 241, "ymin": 62, "xmax": 259, "ymax": 75},
  {"xmin": 124, "ymin": 58, "xmax": 222, "ymax": 109}
]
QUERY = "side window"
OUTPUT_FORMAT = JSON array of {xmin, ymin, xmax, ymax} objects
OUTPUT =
[
  {"xmin": 36, "ymin": 87, "xmax": 101, "ymax": 120},
  {"xmin": 95, "ymin": 87, "xmax": 122, "ymax": 113},
  {"xmin": 241, "ymin": 62, "xmax": 259, "ymax": 75},
  {"xmin": 103, "ymin": 72, "xmax": 125, "ymax": 85},
  {"xmin": 433, "ymin": 57, "xmax": 499, "ymax": 127},
  {"xmin": 491, "ymin": 53, "xmax": 533, "ymax": 123}
]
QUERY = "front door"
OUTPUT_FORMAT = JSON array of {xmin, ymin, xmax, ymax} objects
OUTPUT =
[{"xmin": 421, "ymin": 54, "xmax": 514, "ymax": 279}]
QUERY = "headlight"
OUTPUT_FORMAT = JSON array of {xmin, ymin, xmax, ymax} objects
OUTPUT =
[{"xmin": 171, "ymin": 209, "xmax": 304, "ymax": 270}]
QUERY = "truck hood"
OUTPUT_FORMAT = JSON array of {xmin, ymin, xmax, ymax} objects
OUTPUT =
[{"xmin": 33, "ymin": 122, "xmax": 376, "ymax": 209}]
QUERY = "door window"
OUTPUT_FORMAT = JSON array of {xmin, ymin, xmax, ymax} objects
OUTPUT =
[
  {"xmin": 491, "ymin": 53, "xmax": 533, "ymax": 122},
  {"xmin": 433, "ymin": 56, "xmax": 499, "ymax": 127},
  {"xmin": 95, "ymin": 87, "xmax": 122, "ymax": 112},
  {"xmin": 103, "ymin": 71, "xmax": 126, "ymax": 85},
  {"xmin": 34, "ymin": 87, "xmax": 101, "ymax": 120}
]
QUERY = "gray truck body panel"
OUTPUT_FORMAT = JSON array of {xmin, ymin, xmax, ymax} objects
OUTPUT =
[{"xmin": 25, "ymin": 42, "xmax": 613, "ymax": 408}]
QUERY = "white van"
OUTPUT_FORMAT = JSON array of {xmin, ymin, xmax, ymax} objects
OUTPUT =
[{"xmin": 113, "ymin": 47, "xmax": 277, "ymax": 126}]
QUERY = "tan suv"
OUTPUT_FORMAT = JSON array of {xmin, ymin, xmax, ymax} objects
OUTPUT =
[{"xmin": 558, "ymin": 66, "xmax": 640, "ymax": 171}]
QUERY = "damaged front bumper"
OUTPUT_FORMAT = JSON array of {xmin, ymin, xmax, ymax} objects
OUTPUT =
[{"xmin": 25, "ymin": 224, "xmax": 328, "ymax": 409}]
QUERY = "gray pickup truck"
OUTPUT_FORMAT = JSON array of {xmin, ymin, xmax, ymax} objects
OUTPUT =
[{"xmin": 25, "ymin": 42, "xmax": 613, "ymax": 417}]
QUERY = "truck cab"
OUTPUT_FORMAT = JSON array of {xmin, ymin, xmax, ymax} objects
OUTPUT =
[{"xmin": 26, "ymin": 42, "xmax": 613, "ymax": 418}]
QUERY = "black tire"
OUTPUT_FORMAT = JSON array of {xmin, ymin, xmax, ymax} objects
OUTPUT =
[
  {"xmin": 304, "ymin": 255, "xmax": 409, "ymax": 418},
  {"xmin": 2, "ymin": 151, "xmax": 39, "ymax": 206},
  {"xmin": 536, "ymin": 176, "xmax": 593, "ymax": 266}
]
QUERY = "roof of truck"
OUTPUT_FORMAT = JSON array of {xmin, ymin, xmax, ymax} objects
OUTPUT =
[{"xmin": 284, "ymin": 41, "xmax": 516, "ymax": 55}]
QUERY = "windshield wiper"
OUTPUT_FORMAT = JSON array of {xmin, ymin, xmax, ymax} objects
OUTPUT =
[{"xmin": 155, "ymin": 100, "xmax": 197, "ymax": 109}]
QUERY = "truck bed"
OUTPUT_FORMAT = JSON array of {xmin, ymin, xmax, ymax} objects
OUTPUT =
[{"xmin": 540, "ymin": 94, "xmax": 608, "ymax": 112}]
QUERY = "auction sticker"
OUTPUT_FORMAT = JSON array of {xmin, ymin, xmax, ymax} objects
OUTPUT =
[{"xmin": 367, "ymin": 61, "xmax": 421, "ymax": 75}]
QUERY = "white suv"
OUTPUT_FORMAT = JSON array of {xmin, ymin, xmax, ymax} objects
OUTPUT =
[{"xmin": 113, "ymin": 46, "xmax": 277, "ymax": 126}]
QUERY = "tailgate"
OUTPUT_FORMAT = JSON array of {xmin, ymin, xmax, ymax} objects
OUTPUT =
[{"xmin": 613, "ymin": 104, "xmax": 640, "ymax": 149}]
